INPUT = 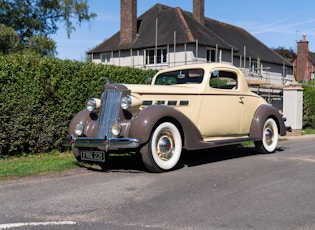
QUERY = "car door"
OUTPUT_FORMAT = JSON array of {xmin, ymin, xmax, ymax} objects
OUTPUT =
[{"xmin": 198, "ymin": 69, "xmax": 244, "ymax": 138}]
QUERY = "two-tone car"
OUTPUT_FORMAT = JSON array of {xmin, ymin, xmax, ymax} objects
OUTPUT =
[{"xmin": 64, "ymin": 63, "xmax": 286, "ymax": 172}]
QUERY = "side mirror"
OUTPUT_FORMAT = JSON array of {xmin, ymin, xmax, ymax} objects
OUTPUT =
[{"xmin": 147, "ymin": 77, "xmax": 152, "ymax": 84}]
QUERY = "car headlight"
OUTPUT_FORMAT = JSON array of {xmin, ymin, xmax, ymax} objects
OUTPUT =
[
  {"xmin": 87, "ymin": 98, "xmax": 100, "ymax": 112},
  {"xmin": 111, "ymin": 123, "xmax": 121, "ymax": 136},
  {"xmin": 74, "ymin": 123, "xmax": 84, "ymax": 136},
  {"xmin": 121, "ymin": 95, "xmax": 132, "ymax": 110}
]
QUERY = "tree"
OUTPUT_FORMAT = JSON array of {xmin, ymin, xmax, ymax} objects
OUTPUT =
[
  {"xmin": 0, "ymin": 0, "xmax": 96, "ymax": 39},
  {"xmin": 0, "ymin": 25, "xmax": 57, "ymax": 57},
  {"xmin": 0, "ymin": 25, "xmax": 20, "ymax": 54},
  {"xmin": 25, "ymin": 35, "xmax": 57, "ymax": 57},
  {"xmin": 272, "ymin": 46, "xmax": 296, "ymax": 62},
  {"xmin": 0, "ymin": 0, "xmax": 96, "ymax": 56}
]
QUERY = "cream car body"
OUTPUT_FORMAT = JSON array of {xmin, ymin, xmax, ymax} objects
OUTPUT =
[{"xmin": 64, "ymin": 63, "xmax": 286, "ymax": 172}]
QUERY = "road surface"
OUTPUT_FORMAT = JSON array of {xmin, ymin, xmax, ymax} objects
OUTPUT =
[{"xmin": 0, "ymin": 135, "xmax": 315, "ymax": 229}]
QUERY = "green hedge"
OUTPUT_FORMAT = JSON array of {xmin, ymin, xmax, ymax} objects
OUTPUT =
[
  {"xmin": 0, "ymin": 54, "xmax": 157, "ymax": 156},
  {"xmin": 303, "ymin": 83, "xmax": 315, "ymax": 129}
]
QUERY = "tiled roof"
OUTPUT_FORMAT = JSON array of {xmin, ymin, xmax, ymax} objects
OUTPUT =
[
  {"xmin": 88, "ymin": 3, "xmax": 289, "ymax": 65},
  {"xmin": 308, "ymin": 51, "xmax": 315, "ymax": 65}
]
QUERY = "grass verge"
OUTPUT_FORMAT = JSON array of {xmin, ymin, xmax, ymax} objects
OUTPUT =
[
  {"xmin": 302, "ymin": 128, "xmax": 315, "ymax": 135},
  {"xmin": 0, "ymin": 151, "xmax": 78, "ymax": 179}
]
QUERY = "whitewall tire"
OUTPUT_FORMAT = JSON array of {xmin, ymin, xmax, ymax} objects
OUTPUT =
[
  {"xmin": 141, "ymin": 122, "xmax": 182, "ymax": 172},
  {"xmin": 255, "ymin": 118, "xmax": 279, "ymax": 154}
]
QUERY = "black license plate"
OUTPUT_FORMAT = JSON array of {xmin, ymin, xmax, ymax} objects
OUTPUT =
[{"xmin": 81, "ymin": 151, "xmax": 105, "ymax": 162}]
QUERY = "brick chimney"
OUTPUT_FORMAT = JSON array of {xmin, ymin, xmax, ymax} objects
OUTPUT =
[
  {"xmin": 120, "ymin": 0, "xmax": 137, "ymax": 45},
  {"xmin": 296, "ymin": 34, "xmax": 309, "ymax": 82},
  {"xmin": 193, "ymin": 0, "xmax": 204, "ymax": 26}
]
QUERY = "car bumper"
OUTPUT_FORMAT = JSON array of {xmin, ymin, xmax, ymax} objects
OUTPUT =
[{"xmin": 63, "ymin": 135, "xmax": 140, "ymax": 151}]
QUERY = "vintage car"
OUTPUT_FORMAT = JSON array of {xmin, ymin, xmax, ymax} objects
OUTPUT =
[{"xmin": 64, "ymin": 63, "xmax": 286, "ymax": 172}]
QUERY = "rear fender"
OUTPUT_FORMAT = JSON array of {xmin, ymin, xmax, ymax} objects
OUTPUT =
[{"xmin": 249, "ymin": 104, "xmax": 286, "ymax": 139}]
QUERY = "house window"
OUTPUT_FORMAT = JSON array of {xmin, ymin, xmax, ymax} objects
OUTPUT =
[
  {"xmin": 251, "ymin": 61, "xmax": 258, "ymax": 72},
  {"xmin": 282, "ymin": 66, "xmax": 287, "ymax": 77},
  {"xmin": 146, "ymin": 48, "xmax": 167, "ymax": 65},
  {"xmin": 147, "ymin": 50, "xmax": 155, "ymax": 64},
  {"xmin": 101, "ymin": 53, "xmax": 111, "ymax": 64},
  {"xmin": 207, "ymin": 49, "xmax": 216, "ymax": 62},
  {"xmin": 157, "ymin": 49, "xmax": 167, "ymax": 63}
]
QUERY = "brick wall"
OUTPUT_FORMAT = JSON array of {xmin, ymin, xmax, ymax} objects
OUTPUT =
[
  {"xmin": 296, "ymin": 35, "xmax": 309, "ymax": 82},
  {"xmin": 193, "ymin": 0, "xmax": 204, "ymax": 26},
  {"xmin": 120, "ymin": 0, "xmax": 137, "ymax": 45}
]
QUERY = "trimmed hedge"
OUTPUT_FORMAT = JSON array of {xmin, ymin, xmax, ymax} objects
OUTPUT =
[
  {"xmin": 303, "ymin": 83, "xmax": 315, "ymax": 129},
  {"xmin": 0, "ymin": 54, "xmax": 157, "ymax": 156}
]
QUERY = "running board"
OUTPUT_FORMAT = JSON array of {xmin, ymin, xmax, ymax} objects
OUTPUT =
[
  {"xmin": 203, "ymin": 137, "xmax": 260, "ymax": 148},
  {"xmin": 185, "ymin": 137, "xmax": 261, "ymax": 151}
]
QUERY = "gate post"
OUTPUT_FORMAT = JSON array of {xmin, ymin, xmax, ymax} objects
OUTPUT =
[{"xmin": 283, "ymin": 83, "xmax": 304, "ymax": 136}]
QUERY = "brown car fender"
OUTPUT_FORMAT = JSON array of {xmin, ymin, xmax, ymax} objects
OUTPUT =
[
  {"xmin": 68, "ymin": 109, "xmax": 99, "ymax": 138},
  {"xmin": 249, "ymin": 104, "xmax": 286, "ymax": 139},
  {"xmin": 127, "ymin": 104, "xmax": 203, "ymax": 149}
]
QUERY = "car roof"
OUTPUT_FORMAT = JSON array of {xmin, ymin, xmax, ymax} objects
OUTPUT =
[{"xmin": 155, "ymin": 63, "xmax": 237, "ymax": 74}]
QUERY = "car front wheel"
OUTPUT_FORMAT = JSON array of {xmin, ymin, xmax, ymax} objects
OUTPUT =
[
  {"xmin": 141, "ymin": 122, "xmax": 182, "ymax": 173},
  {"xmin": 255, "ymin": 118, "xmax": 279, "ymax": 154}
]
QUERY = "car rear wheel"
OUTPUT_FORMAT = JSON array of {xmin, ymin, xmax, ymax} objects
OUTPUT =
[
  {"xmin": 141, "ymin": 122, "xmax": 182, "ymax": 173},
  {"xmin": 255, "ymin": 118, "xmax": 279, "ymax": 154}
]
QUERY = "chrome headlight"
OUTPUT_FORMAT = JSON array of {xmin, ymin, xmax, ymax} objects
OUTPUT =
[
  {"xmin": 121, "ymin": 95, "xmax": 132, "ymax": 110},
  {"xmin": 74, "ymin": 123, "xmax": 84, "ymax": 136},
  {"xmin": 87, "ymin": 98, "xmax": 100, "ymax": 112},
  {"xmin": 111, "ymin": 123, "xmax": 121, "ymax": 136}
]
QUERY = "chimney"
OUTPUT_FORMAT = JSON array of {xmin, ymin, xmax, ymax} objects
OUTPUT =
[
  {"xmin": 120, "ymin": 0, "xmax": 137, "ymax": 45},
  {"xmin": 193, "ymin": 0, "xmax": 204, "ymax": 26},
  {"xmin": 296, "ymin": 34, "xmax": 309, "ymax": 82}
]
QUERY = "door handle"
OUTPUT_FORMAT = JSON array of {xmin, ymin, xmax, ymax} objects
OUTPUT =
[{"xmin": 239, "ymin": 97, "xmax": 244, "ymax": 104}]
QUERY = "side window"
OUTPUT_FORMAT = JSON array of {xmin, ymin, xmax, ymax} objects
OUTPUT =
[{"xmin": 209, "ymin": 70, "xmax": 238, "ymax": 90}]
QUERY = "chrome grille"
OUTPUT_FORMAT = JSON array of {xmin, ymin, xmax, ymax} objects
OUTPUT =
[{"xmin": 98, "ymin": 89, "xmax": 122, "ymax": 139}]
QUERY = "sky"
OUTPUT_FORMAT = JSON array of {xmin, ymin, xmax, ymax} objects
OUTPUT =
[{"xmin": 51, "ymin": 0, "xmax": 315, "ymax": 61}]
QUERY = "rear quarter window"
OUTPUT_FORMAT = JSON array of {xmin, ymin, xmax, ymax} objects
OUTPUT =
[{"xmin": 209, "ymin": 70, "xmax": 238, "ymax": 90}]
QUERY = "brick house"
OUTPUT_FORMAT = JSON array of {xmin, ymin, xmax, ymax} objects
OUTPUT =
[
  {"xmin": 293, "ymin": 35, "xmax": 315, "ymax": 82},
  {"xmin": 88, "ymin": 0, "xmax": 295, "ymax": 87}
]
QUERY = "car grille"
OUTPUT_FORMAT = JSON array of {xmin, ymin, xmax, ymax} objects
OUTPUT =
[{"xmin": 98, "ymin": 89, "xmax": 122, "ymax": 139}]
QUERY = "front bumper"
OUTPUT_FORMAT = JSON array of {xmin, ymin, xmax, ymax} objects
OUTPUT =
[{"xmin": 63, "ymin": 135, "xmax": 140, "ymax": 151}]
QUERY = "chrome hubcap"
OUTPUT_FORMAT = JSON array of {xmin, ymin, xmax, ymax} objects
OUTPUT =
[
  {"xmin": 265, "ymin": 125, "xmax": 274, "ymax": 145},
  {"xmin": 156, "ymin": 131, "xmax": 174, "ymax": 161}
]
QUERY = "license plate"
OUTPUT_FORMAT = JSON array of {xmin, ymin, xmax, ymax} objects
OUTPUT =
[{"xmin": 81, "ymin": 151, "xmax": 105, "ymax": 162}]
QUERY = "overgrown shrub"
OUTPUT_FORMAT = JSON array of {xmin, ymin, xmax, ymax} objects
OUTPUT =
[
  {"xmin": 303, "ymin": 83, "xmax": 315, "ymax": 129},
  {"xmin": 0, "ymin": 54, "xmax": 157, "ymax": 156}
]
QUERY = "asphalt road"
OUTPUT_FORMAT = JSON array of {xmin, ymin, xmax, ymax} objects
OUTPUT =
[{"xmin": 0, "ymin": 135, "xmax": 315, "ymax": 230}]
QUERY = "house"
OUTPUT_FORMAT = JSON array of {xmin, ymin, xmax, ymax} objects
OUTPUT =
[
  {"xmin": 293, "ymin": 35, "xmax": 315, "ymax": 82},
  {"xmin": 88, "ymin": 0, "xmax": 295, "ymax": 87}
]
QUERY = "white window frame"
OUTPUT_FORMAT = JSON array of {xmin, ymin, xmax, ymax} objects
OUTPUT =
[
  {"xmin": 146, "ymin": 48, "xmax": 167, "ymax": 65},
  {"xmin": 206, "ymin": 48, "xmax": 216, "ymax": 62},
  {"xmin": 101, "ymin": 52, "xmax": 111, "ymax": 64}
]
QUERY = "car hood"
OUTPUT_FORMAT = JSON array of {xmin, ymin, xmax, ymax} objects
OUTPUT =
[{"xmin": 121, "ymin": 84, "xmax": 201, "ymax": 95}]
